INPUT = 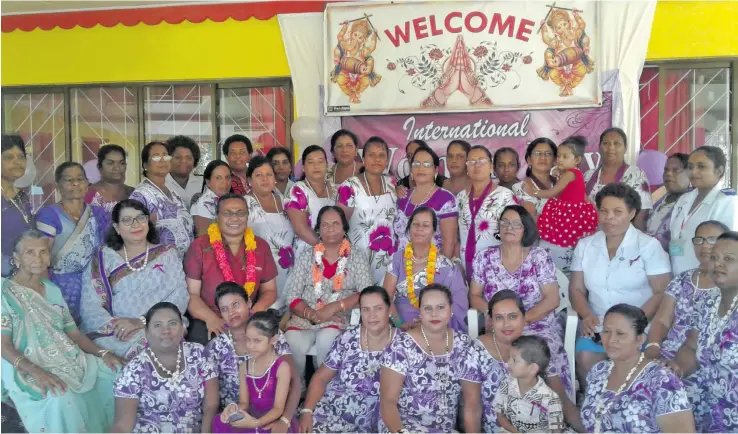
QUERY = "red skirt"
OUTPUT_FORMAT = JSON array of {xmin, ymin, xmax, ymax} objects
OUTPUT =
[{"xmin": 537, "ymin": 199, "xmax": 598, "ymax": 248}]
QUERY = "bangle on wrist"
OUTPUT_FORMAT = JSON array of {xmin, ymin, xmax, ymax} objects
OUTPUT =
[
  {"xmin": 138, "ymin": 315, "xmax": 146, "ymax": 327},
  {"xmin": 13, "ymin": 355, "xmax": 25, "ymax": 369},
  {"xmin": 97, "ymin": 349, "xmax": 111, "ymax": 358},
  {"xmin": 339, "ymin": 300, "xmax": 346, "ymax": 312},
  {"xmin": 299, "ymin": 408, "xmax": 313, "ymax": 415},
  {"xmin": 279, "ymin": 416, "xmax": 290, "ymax": 425},
  {"xmin": 645, "ymin": 342, "xmax": 661, "ymax": 350}
]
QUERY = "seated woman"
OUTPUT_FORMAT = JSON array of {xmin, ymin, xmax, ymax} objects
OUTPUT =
[
  {"xmin": 80, "ymin": 199, "xmax": 190, "ymax": 360},
  {"xmin": 112, "ymin": 302, "xmax": 219, "ymax": 433},
  {"xmin": 580, "ymin": 304, "xmax": 695, "ymax": 433},
  {"xmin": 184, "ymin": 193, "xmax": 278, "ymax": 344},
  {"xmin": 300, "ymin": 286, "xmax": 398, "ymax": 433},
  {"xmin": 191, "ymin": 160, "xmax": 232, "ymax": 237},
  {"xmin": 36, "ymin": 161, "xmax": 108, "ymax": 323},
  {"xmin": 462, "ymin": 290, "xmax": 585, "ymax": 433},
  {"xmin": 569, "ymin": 183, "xmax": 672, "ymax": 387},
  {"xmin": 671, "ymin": 232, "xmax": 738, "ymax": 432},
  {"xmin": 379, "ymin": 284, "xmax": 473, "ymax": 433},
  {"xmin": 206, "ymin": 282, "xmax": 300, "ymax": 433},
  {"xmin": 470, "ymin": 205, "xmax": 573, "ymax": 401},
  {"xmin": 645, "ymin": 220, "xmax": 729, "ymax": 360},
  {"xmin": 383, "ymin": 206, "xmax": 468, "ymax": 332},
  {"xmin": 645, "ymin": 153, "xmax": 690, "ymax": 251},
  {"xmin": 1, "ymin": 230, "xmax": 123, "ymax": 433},
  {"xmin": 284, "ymin": 206, "xmax": 373, "ymax": 382}
]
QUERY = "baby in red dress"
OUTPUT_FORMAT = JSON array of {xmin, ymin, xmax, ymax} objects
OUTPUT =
[{"xmin": 525, "ymin": 136, "xmax": 598, "ymax": 248}]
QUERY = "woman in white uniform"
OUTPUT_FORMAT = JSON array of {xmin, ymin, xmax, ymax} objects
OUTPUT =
[{"xmin": 669, "ymin": 146, "xmax": 737, "ymax": 275}]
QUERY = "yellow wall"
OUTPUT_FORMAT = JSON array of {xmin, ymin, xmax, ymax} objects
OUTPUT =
[{"xmin": 1, "ymin": 1, "xmax": 736, "ymax": 86}]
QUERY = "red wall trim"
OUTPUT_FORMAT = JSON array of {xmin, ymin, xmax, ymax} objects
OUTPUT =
[{"xmin": 2, "ymin": 1, "xmax": 328, "ymax": 33}]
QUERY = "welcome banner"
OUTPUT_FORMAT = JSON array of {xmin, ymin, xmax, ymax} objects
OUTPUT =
[
  {"xmin": 324, "ymin": 0, "xmax": 601, "ymax": 116},
  {"xmin": 341, "ymin": 92, "xmax": 612, "ymax": 180}
]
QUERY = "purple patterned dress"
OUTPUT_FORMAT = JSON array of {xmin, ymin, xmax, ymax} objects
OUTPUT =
[
  {"xmin": 212, "ymin": 358, "xmax": 298, "ymax": 433},
  {"xmin": 660, "ymin": 269, "xmax": 719, "ymax": 359},
  {"xmin": 461, "ymin": 338, "xmax": 511, "ymax": 433},
  {"xmin": 113, "ymin": 342, "xmax": 217, "ymax": 433},
  {"xmin": 472, "ymin": 246, "xmax": 573, "ymax": 399},
  {"xmin": 205, "ymin": 331, "xmax": 291, "ymax": 409},
  {"xmin": 312, "ymin": 325, "xmax": 399, "ymax": 432},
  {"xmin": 379, "ymin": 330, "xmax": 473, "ymax": 433},
  {"xmin": 688, "ymin": 290, "xmax": 738, "ymax": 432},
  {"xmin": 581, "ymin": 360, "xmax": 691, "ymax": 432},
  {"xmin": 393, "ymin": 188, "xmax": 458, "ymax": 254},
  {"xmin": 388, "ymin": 251, "xmax": 468, "ymax": 332}
]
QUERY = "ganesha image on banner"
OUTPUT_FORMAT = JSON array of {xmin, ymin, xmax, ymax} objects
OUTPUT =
[
  {"xmin": 330, "ymin": 17, "xmax": 381, "ymax": 104},
  {"xmin": 536, "ymin": 8, "xmax": 595, "ymax": 97}
]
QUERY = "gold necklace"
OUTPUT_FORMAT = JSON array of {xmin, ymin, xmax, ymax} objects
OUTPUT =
[
  {"xmin": 61, "ymin": 202, "xmax": 82, "ymax": 222},
  {"xmin": 1, "ymin": 187, "xmax": 29, "ymax": 223}
]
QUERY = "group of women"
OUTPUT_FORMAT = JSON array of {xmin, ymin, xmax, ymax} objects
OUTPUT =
[{"xmin": 1, "ymin": 126, "xmax": 736, "ymax": 433}]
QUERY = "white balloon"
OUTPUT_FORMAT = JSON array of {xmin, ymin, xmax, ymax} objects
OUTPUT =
[
  {"xmin": 83, "ymin": 160, "xmax": 101, "ymax": 184},
  {"xmin": 290, "ymin": 116, "xmax": 321, "ymax": 146},
  {"xmin": 14, "ymin": 160, "xmax": 36, "ymax": 189}
]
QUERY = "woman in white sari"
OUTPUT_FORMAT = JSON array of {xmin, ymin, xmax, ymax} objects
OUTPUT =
[
  {"xmin": 36, "ymin": 162, "xmax": 108, "ymax": 324},
  {"xmin": 80, "ymin": 199, "xmax": 190, "ymax": 361},
  {"xmin": 129, "ymin": 141, "xmax": 194, "ymax": 259},
  {"xmin": 337, "ymin": 136, "xmax": 397, "ymax": 285}
]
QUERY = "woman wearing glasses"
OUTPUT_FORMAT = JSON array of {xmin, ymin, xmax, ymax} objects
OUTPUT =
[
  {"xmin": 130, "ymin": 141, "xmax": 194, "ymax": 259},
  {"xmin": 512, "ymin": 138, "xmax": 558, "ymax": 218},
  {"xmin": 457, "ymin": 145, "xmax": 517, "ymax": 279},
  {"xmin": 645, "ymin": 220, "xmax": 728, "ymax": 361},
  {"xmin": 469, "ymin": 205, "xmax": 577, "ymax": 416},
  {"xmin": 35, "ymin": 162, "xmax": 109, "ymax": 323},
  {"xmin": 393, "ymin": 144, "xmax": 458, "ymax": 259},
  {"xmin": 80, "ymin": 200, "xmax": 190, "ymax": 361}
]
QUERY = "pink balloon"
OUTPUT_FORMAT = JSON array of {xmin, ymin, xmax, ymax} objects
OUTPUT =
[{"xmin": 637, "ymin": 150, "xmax": 668, "ymax": 186}]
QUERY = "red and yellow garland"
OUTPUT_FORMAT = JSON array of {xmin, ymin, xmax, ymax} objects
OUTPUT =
[
  {"xmin": 404, "ymin": 243, "xmax": 437, "ymax": 308},
  {"xmin": 208, "ymin": 222, "xmax": 257, "ymax": 296},
  {"xmin": 312, "ymin": 238, "xmax": 351, "ymax": 293}
]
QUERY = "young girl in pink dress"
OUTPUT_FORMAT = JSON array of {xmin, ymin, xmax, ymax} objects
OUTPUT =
[
  {"xmin": 526, "ymin": 136, "xmax": 598, "ymax": 250},
  {"xmin": 213, "ymin": 311, "xmax": 298, "ymax": 433}
]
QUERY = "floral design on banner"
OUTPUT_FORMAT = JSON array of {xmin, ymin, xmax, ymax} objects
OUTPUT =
[{"xmin": 278, "ymin": 246, "xmax": 295, "ymax": 269}]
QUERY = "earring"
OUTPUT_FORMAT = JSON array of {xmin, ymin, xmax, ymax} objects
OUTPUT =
[{"xmin": 494, "ymin": 233, "xmax": 501, "ymax": 241}]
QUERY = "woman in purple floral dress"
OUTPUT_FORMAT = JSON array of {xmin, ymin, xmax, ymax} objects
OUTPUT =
[
  {"xmin": 581, "ymin": 304, "xmax": 694, "ymax": 433},
  {"xmin": 393, "ymin": 145, "xmax": 458, "ymax": 259},
  {"xmin": 672, "ymin": 232, "xmax": 738, "ymax": 432},
  {"xmin": 470, "ymin": 205, "xmax": 573, "ymax": 402},
  {"xmin": 300, "ymin": 286, "xmax": 398, "ymax": 433},
  {"xmin": 112, "ymin": 302, "xmax": 219, "ymax": 433},
  {"xmin": 337, "ymin": 137, "xmax": 397, "ymax": 285},
  {"xmin": 205, "ymin": 282, "xmax": 300, "ymax": 432},
  {"xmin": 462, "ymin": 290, "xmax": 582, "ymax": 433},
  {"xmin": 645, "ymin": 220, "xmax": 728, "ymax": 360},
  {"xmin": 379, "ymin": 284, "xmax": 473, "ymax": 433}
]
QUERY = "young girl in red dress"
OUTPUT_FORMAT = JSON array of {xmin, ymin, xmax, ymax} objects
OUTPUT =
[{"xmin": 526, "ymin": 136, "xmax": 598, "ymax": 248}]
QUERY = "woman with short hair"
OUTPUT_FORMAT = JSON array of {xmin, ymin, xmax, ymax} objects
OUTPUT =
[
  {"xmin": 190, "ymin": 160, "xmax": 232, "ymax": 237},
  {"xmin": 645, "ymin": 153, "xmax": 691, "ymax": 251},
  {"xmin": 1, "ymin": 135, "xmax": 34, "ymax": 277},
  {"xmin": 85, "ymin": 144, "xmax": 135, "ymax": 216},
  {"xmin": 266, "ymin": 147, "xmax": 295, "ymax": 200},
  {"xmin": 327, "ymin": 129, "xmax": 363, "ymax": 185},
  {"xmin": 570, "ymin": 183, "xmax": 672, "ymax": 387}
]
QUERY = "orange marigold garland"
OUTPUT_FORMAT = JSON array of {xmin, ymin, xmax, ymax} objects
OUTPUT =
[
  {"xmin": 208, "ymin": 222, "xmax": 257, "ymax": 296},
  {"xmin": 313, "ymin": 238, "xmax": 351, "ymax": 298},
  {"xmin": 404, "ymin": 243, "xmax": 437, "ymax": 308}
]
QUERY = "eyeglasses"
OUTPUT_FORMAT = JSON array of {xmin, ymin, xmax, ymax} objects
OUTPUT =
[
  {"xmin": 220, "ymin": 210, "xmax": 248, "ymax": 219},
  {"xmin": 411, "ymin": 161, "xmax": 434, "ymax": 169},
  {"xmin": 499, "ymin": 219, "xmax": 524, "ymax": 229},
  {"xmin": 465, "ymin": 158, "xmax": 489, "ymax": 166},
  {"xmin": 532, "ymin": 151, "xmax": 554, "ymax": 158},
  {"xmin": 119, "ymin": 215, "xmax": 148, "ymax": 226},
  {"xmin": 692, "ymin": 236, "xmax": 719, "ymax": 245},
  {"xmin": 150, "ymin": 155, "xmax": 172, "ymax": 162}
]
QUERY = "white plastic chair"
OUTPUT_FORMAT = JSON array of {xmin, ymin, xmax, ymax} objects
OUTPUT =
[
  {"xmin": 467, "ymin": 269, "xmax": 577, "ymax": 390},
  {"xmin": 306, "ymin": 308, "xmax": 360, "ymax": 356}
]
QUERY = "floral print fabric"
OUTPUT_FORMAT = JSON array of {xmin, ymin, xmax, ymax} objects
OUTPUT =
[
  {"xmin": 461, "ymin": 338, "xmax": 511, "ymax": 433},
  {"xmin": 379, "ymin": 330, "xmax": 473, "ymax": 433},
  {"xmin": 114, "ymin": 342, "xmax": 216, "ymax": 433},
  {"xmin": 581, "ymin": 360, "xmax": 691, "ymax": 433},
  {"xmin": 337, "ymin": 175, "xmax": 397, "ymax": 285},
  {"xmin": 393, "ymin": 188, "xmax": 458, "ymax": 254},
  {"xmin": 283, "ymin": 181, "xmax": 336, "ymax": 257}
]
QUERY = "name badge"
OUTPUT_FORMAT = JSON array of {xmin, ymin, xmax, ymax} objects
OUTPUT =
[{"xmin": 669, "ymin": 240, "xmax": 685, "ymax": 257}]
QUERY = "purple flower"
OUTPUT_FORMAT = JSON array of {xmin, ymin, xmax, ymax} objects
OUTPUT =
[
  {"xmin": 337, "ymin": 185, "xmax": 354, "ymax": 206},
  {"xmin": 369, "ymin": 226, "xmax": 394, "ymax": 252},
  {"xmin": 278, "ymin": 246, "xmax": 295, "ymax": 269},
  {"xmin": 478, "ymin": 220, "xmax": 490, "ymax": 233},
  {"xmin": 286, "ymin": 186, "xmax": 308, "ymax": 210}
]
